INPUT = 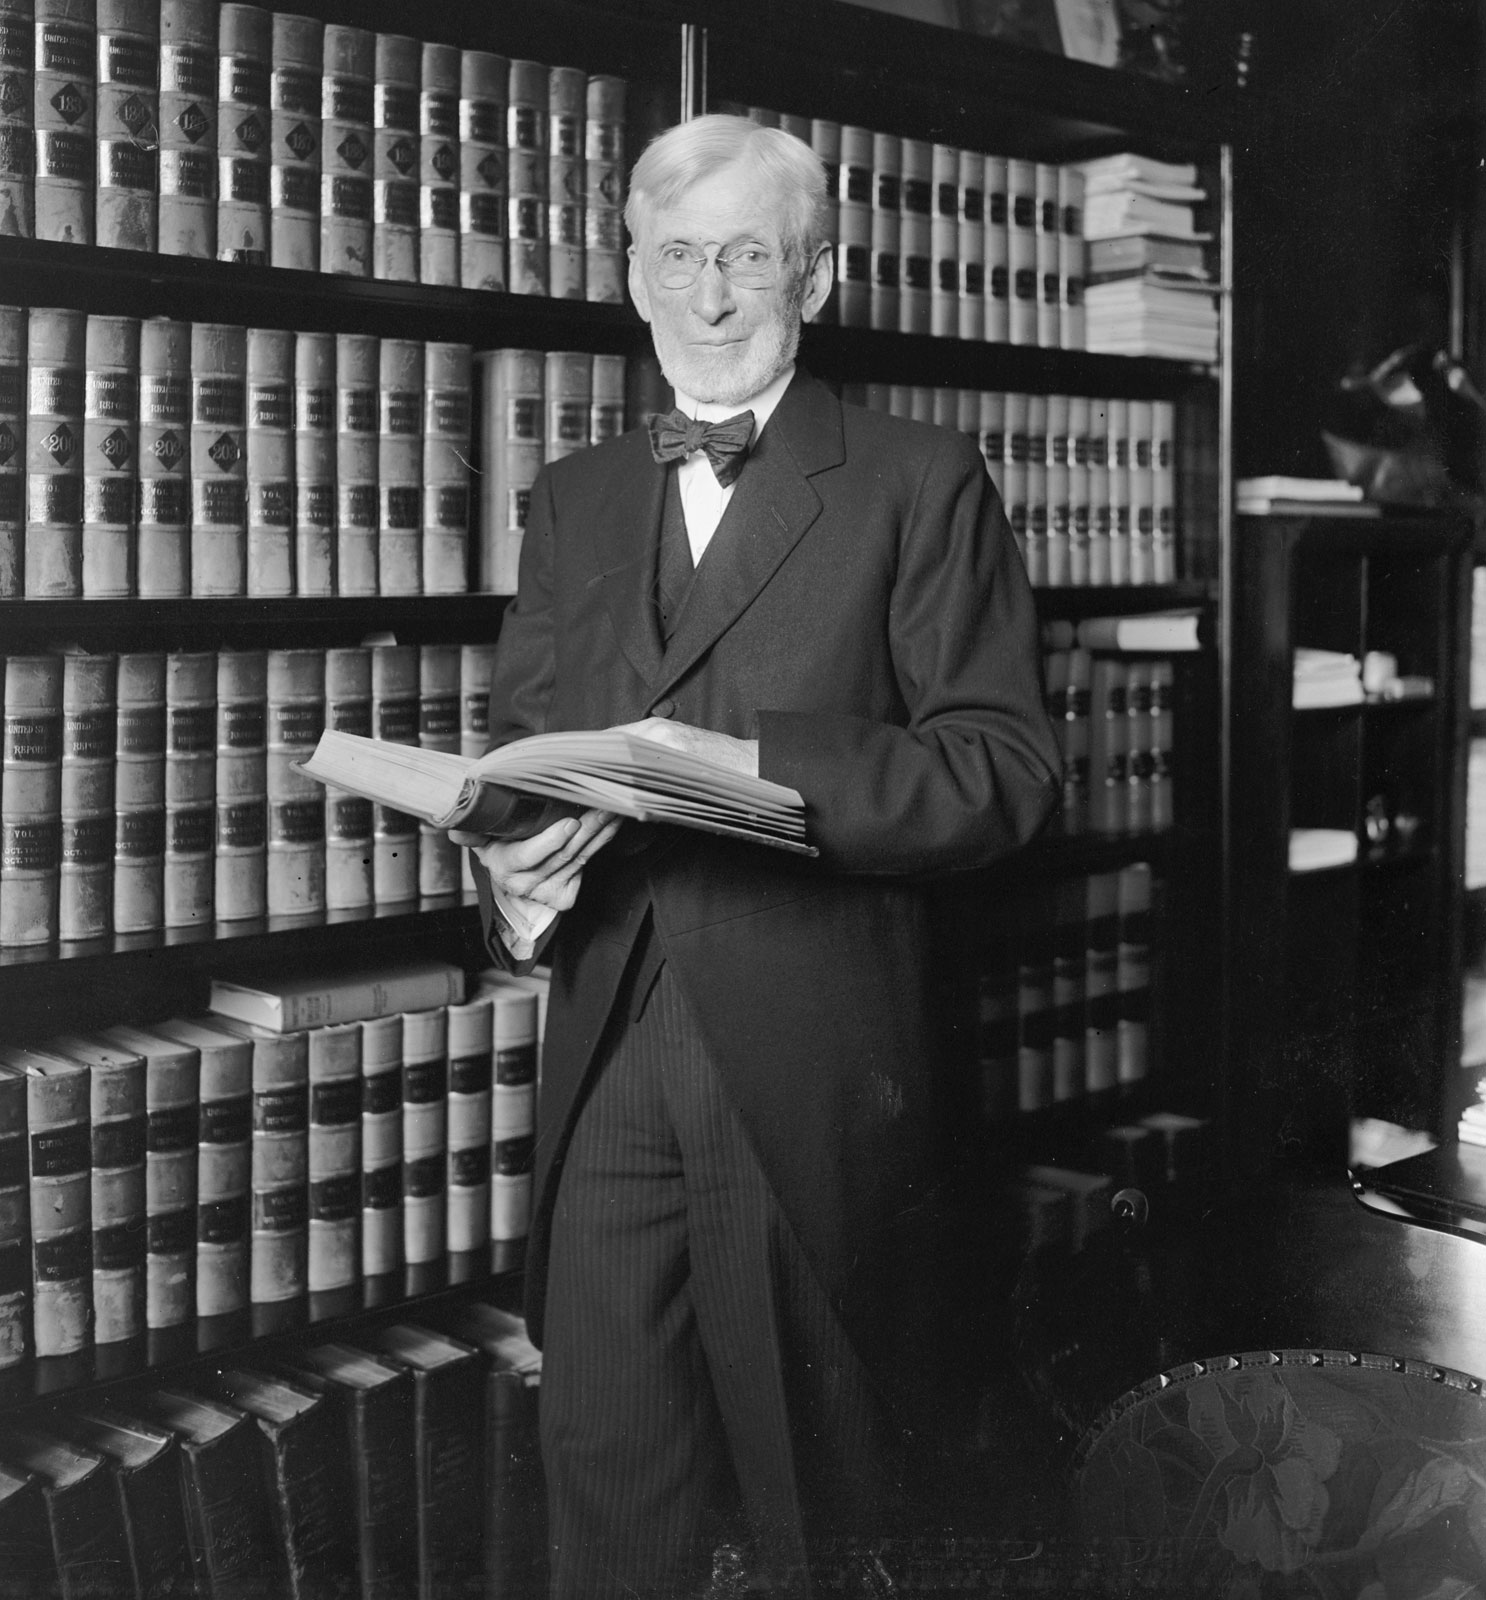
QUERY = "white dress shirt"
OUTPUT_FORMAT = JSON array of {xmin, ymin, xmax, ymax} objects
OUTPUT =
[{"xmin": 489, "ymin": 365, "xmax": 796, "ymax": 956}]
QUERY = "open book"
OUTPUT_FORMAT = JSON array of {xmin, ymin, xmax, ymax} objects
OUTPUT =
[{"xmin": 298, "ymin": 728, "xmax": 816, "ymax": 856}]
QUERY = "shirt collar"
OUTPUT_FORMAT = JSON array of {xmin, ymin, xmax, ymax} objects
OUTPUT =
[{"xmin": 672, "ymin": 364, "xmax": 795, "ymax": 446}]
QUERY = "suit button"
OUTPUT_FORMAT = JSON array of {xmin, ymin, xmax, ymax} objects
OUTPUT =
[{"xmin": 650, "ymin": 698, "xmax": 676, "ymax": 718}]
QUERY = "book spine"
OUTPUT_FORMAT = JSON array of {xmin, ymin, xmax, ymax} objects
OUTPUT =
[
  {"xmin": 260, "ymin": 1392, "xmax": 357, "ymax": 1594},
  {"xmin": 490, "ymin": 990, "xmax": 536, "ymax": 1243},
  {"xmin": 416, "ymin": 642, "xmax": 459, "ymax": 897},
  {"xmin": 244, "ymin": 325, "xmax": 293, "ymax": 596},
  {"xmin": 176, "ymin": 1417, "xmax": 284, "ymax": 1594},
  {"xmin": 27, "ymin": 1062, "xmax": 90, "ymax": 1355},
  {"xmin": 135, "ymin": 316, "xmax": 189, "ymax": 597},
  {"xmin": 0, "ymin": 304, "xmax": 21, "ymax": 597},
  {"xmin": 477, "ymin": 345, "xmax": 542, "ymax": 594},
  {"xmin": 334, "ymin": 330, "xmax": 378, "ymax": 594},
  {"xmin": 89, "ymin": 1051, "xmax": 145, "ymax": 1342},
  {"xmin": 418, "ymin": 41, "xmax": 458, "ymax": 287},
  {"xmin": 292, "ymin": 331, "xmax": 335, "ymax": 595},
  {"xmin": 542, "ymin": 348, "xmax": 589, "ymax": 467},
  {"xmin": 371, "ymin": 32, "xmax": 418, "ymax": 283},
  {"xmin": 1006, "ymin": 157, "xmax": 1036, "ymax": 346},
  {"xmin": 1, "ymin": 652, "xmax": 62, "ymax": 946},
  {"xmin": 1045, "ymin": 392, "xmax": 1070, "ymax": 589},
  {"xmin": 215, "ymin": 1, "xmax": 269, "ymax": 264},
  {"xmin": 458, "ymin": 642, "xmax": 494, "ymax": 760},
  {"xmin": 95, "ymin": 0, "xmax": 156, "ymax": 252},
  {"xmin": 0, "ymin": 1066, "xmax": 27, "ymax": 1366},
  {"xmin": 929, "ymin": 142, "xmax": 957, "ymax": 340},
  {"xmin": 1087, "ymin": 400, "xmax": 1110, "ymax": 586},
  {"xmin": 34, "ymin": 0, "xmax": 93, "ymax": 246},
  {"xmin": 954, "ymin": 148, "xmax": 983, "ymax": 343},
  {"xmin": 1106, "ymin": 396, "xmax": 1129, "ymax": 585},
  {"xmin": 1068, "ymin": 394, "xmax": 1091, "ymax": 586},
  {"xmin": 319, "ymin": 23, "xmax": 372, "ymax": 278},
  {"xmin": 322, "ymin": 644, "xmax": 372, "ymax": 911},
  {"xmin": 446, "ymin": 997, "xmax": 491, "ymax": 1255},
  {"xmin": 583, "ymin": 73, "xmax": 624, "ymax": 304},
  {"xmin": 81, "ymin": 311, "xmax": 136, "ymax": 597},
  {"xmin": 589, "ymin": 351, "xmax": 624, "ymax": 446},
  {"xmin": 112, "ymin": 1433, "xmax": 195, "ymax": 1598},
  {"xmin": 1116, "ymin": 863, "xmax": 1152, "ymax": 1085},
  {"xmin": 111, "ymin": 651, "xmax": 164, "ymax": 933},
  {"xmin": 869, "ymin": 131, "xmax": 900, "ymax": 334},
  {"xmin": 401, "ymin": 1005, "xmax": 446, "ymax": 1264},
  {"xmin": 267, "ymin": 9, "xmax": 319, "ymax": 271},
  {"xmin": 348, "ymin": 1376, "xmax": 417, "ymax": 1600},
  {"xmin": 1150, "ymin": 660, "xmax": 1174, "ymax": 832},
  {"xmin": 377, "ymin": 336, "xmax": 421, "ymax": 595},
  {"xmin": 195, "ymin": 1037, "xmax": 250, "ymax": 1316},
  {"xmin": 359, "ymin": 1012, "xmax": 402, "ymax": 1277},
  {"xmin": 1129, "ymin": 398, "xmax": 1154, "ymax": 585},
  {"xmin": 307, "ymin": 1020, "xmax": 360, "ymax": 1292},
  {"xmin": 1058, "ymin": 165, "xmax": 1085, "ymax": 352},
  {"xmin": 265, "ymin": 647, "xmax": 325, "ymax": 918},
  {"xmin": 505, "ymin": 59, "xmax": 546, "ymax": 296},
  {"xmin": 546, "ymin": 64, "xmax": 584, "ymax": 301},
  {"xmin": 144, "ymin": 1041, "xmax": 196, "ymax": 1327},
  {"xmin": 1025, "ymin": 394, "xmax": 1048, "ymax": 586},
  {"xmin": 457, "ymin": 48, "xmax": 505, "ymax": 292},
  {"xmin": 370, "ymin": 642, "xmax": 418, "ymax": 905},
  {"xmin": 0, "ymin": 4, "xmax": 34, "ymax": 245},
  {"xmin": 58, "ymin": 649, "xmax": 115, "ymax": 942},
  {"xmin": 1035, "ymin": 162, "xmax": 1060, "ymax": 348},
  {"xmin": 162, "ymin": 649, "xmax": 213, "ymax": 928},
  {"xmin": 409, "ymin": 1353, "xmax": 485, "ymax": 1597},
  {"xmin": 421, "ymin": 339, "xmax": 470, "ymax": 595},
  {"xmin": 157, "ymin": 0, "xmax": 216, "ymax": 259},
  {"xmin": 1125, "ymin": 662, "xmax": 1154, "ymax": 834},
  {"xmin": 189, "ymin": 320, "xmax": 246, "ymax": 596},
  {"xmin": 25, "ymin": 303, "xmax": 84, "ymax": 598},
  {"xmin": 213, "ymin": 647, "xmax": 266, "ymax": 922},
  {"xmin": 1050, "ymin": 877, "xmax": 1085, "ymax": 1103},
  {"xmin": 249, "ymin": 1030, "xmax": 308, "ymax": 1302},
  {"xmin": 1088, "ymin": 657, "xmax": 1129, "ymax": 836},
  {"xmin": 983, "ymin": 154, "xmax": 1009, "ymax": 343},
  {"xmin": 898, "ymin": 137, "xmax": 931, "ymax": 337},
  {"xmin": 1152, "ymin": 398, "xmax": 1175, "ymax": 583}
]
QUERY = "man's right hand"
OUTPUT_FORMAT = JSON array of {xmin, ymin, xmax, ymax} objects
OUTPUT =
[{"xmin": 450, "ymin": 806, "xmax": 621, "ymax": 914}]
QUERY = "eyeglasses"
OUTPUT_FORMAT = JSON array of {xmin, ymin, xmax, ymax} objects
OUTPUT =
[{"xmin": 652, "ymin": 244, "xmax": 781, "ymax": 291}]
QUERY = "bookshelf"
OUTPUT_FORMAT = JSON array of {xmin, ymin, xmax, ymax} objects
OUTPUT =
[
  {"xmin": 1228, "ymin": 510, "xmax": 1471, "ymax": 1177},
  {"xmin": 0, "ymin": 1, "xmax": 1242, "ymax": 1590}
]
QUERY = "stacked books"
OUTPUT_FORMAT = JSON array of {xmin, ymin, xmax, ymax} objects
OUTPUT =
[
  {"xmin": 0, "ymin": 1303, "xmax": 540, "ymax": 1599},
  {"xmin": 0, "ymin": 305, "xmax": 488, "ymax": 600},
  {"xmin": 1041, "ymin": 626, "xmax": 1179, "ymax": 838},
  {"xmin": 979, "ymin": 863, "xmax": 1159, "ymax": 1117},
  {"xmin": 1293, "ymin": 647, "xmax": 1363, "ymax": 708},
  {"xmin": 1078, "ymin": 153, "xmax": 1218, "ymax": 362},
  {"xmin": 0, "ymin": 960, "xmax": 543, "ymax": 1361},
  {"xmin": 1237, "ymin": 475, "xmax": 1370, "ymax": 517},
  {"xmin": 5, "ymin": 3, "xmax": 629, "ymax": 302},
  {"xmin": 0, "ymin": 639, "xmax": 501, "ymax": 947},
  {"xmin": 729, "ymin": 103, "xmax": 1088, "ymax": 349},
  {"xmin": 843, "ymin": 383, "xmax": 1180, "ymax": 586},
  {"xmin": 1458, "ymin": 1080, "xmax": 1486, "ymax": 1148}
]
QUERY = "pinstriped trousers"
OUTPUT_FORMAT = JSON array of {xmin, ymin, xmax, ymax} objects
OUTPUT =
[{"xmin": 540, "ymin": 959, "xmax": 896, "ymax": 1599}]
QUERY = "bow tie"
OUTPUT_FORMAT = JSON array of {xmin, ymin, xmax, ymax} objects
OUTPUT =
[{"xmin": 646, "ymin": 407, "xmax": 755, "ymax": 487}]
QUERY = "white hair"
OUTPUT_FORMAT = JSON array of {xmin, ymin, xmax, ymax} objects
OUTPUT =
[{"xmin": 624, "ymin": 114, "xmax": 830, "ymax": 265}]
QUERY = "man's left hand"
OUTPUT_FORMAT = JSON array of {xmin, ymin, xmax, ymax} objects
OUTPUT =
[{"xmin": 613, "ymin": 718, "xmax": 759, "ymax": 778}]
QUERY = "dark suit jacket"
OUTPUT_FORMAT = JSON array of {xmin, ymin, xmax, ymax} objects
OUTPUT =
[{"xmin": 479, "ymin": 368, "xmax": 1060, "ymax": 1383}]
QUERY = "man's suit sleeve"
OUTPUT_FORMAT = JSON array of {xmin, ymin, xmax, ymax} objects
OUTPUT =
[{"xmin": 756, "ymin": 431, "xmax": 1061, "ymax": 876}]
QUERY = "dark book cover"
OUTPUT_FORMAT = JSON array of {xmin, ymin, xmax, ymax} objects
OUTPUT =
[
  {"xmin": 132, "ymin": 1390, "xmax": 282, "ymax": 1600},
  {"xmin": 50, "ymin": 1406, "xmax": 197, "ymax": 1600},
  {"xmin": 273, "ymin": 1343, "xmax": 417, "ymax": 1600},
  {"xmin": 197, "ymin": 1368, "xmax": 356, "ymax": 1600},
  {"xmin": 0, "ymin": 1424, "xmax": 134, "ymax": 1600},
  {"xmin": 0, "ymin": 1462, "xmax": 58, "ymax": 1595},
  {"xmin": 363, "ymin": 1325, "xmax": 483, "ymax": 1600}
]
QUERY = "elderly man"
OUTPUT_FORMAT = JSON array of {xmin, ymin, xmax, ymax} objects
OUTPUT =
[{"xmin": 461, "ymin": 114, "xmax": 1059, "ymax": 1598}]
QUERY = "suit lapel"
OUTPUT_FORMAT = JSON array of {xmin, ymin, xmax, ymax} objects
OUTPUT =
[
  {"xmin": 651, "ymin": 370, "xmax": 844, "ymax": 700},
  {"xmin": 592, "ymin": 430, "xmax": 667, "ymax": 686}
]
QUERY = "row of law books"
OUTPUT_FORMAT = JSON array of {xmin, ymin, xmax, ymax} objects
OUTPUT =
[
  {"xmin": 730, "ymin": 103, "xmax": 1088, "ymax": 347},
  {"xmin": 729, "ymin": 103, "xmax": 1088, "ymax": 348},
  {"xmin": 1042, "ymin": 632, "xmax": 1178, "ymax": 838},
  {"xmin": 0, "ymin": 1302, "xmax": 541, "ymax": 1600},
  {"xmin": 979, "ymin": 863, "xmax": 1156, "ymax": 1120},
  {"xmin": 0, "ymin": 306, "xmax": 488, "ymax": 601},
  {"xmin": 845, "ymin": 382, "xmax": 1180, "ymax": 587},
  {"xmin": 0, "ymin": 956, "xmax": 543, "ymax": 1361},
  {"xmin": 3, "ymin": 0, "xmax": 630, "ymax": 303},
  {"xmin": 0, "ymin": 640, "xmax": 499, "ymax": 947}
]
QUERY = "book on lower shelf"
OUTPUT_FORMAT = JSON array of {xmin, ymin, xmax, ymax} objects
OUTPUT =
[
  {"xmin": 298, "ymin": 727, "xmax": 815, "ymax": 856},
  {"xmin": 1288, "ymin": 828, "xmax": 1358, "ymax": 873}
]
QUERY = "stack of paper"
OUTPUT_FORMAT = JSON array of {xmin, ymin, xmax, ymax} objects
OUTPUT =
[
  {"xmin": 1078, "ymin": 154, "xmax": 1217, "ymax": 360},
  {"xmin": 1293, "ymin": 647, "xmax": 1363, "ymax": 708},
  {"xmin": 1459, "ymin": 1090, "xmax": 1486, "ymax": 1149},
  {"xmin": 1288, "ymin": 828, "xmax": 1359, "ymax": 873}
]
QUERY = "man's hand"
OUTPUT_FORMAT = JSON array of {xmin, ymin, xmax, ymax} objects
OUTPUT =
[
  {"xmin": 449, "ymin": 806, "xmax": 621, "ymax": 914},
  {"xmin": 615, "ymin": 718, "xmax": 759, "ymax": 778}
]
